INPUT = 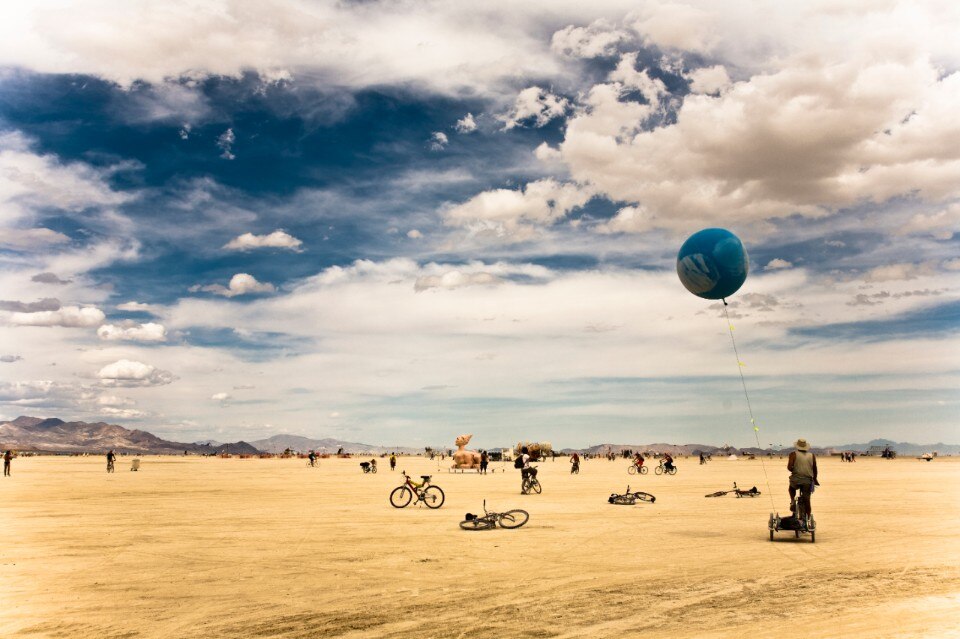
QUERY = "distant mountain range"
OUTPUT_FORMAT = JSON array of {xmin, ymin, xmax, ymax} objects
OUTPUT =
[
  {"xmin": 0, "ymin": 416, "xmax": 258, "ymax": 455},
  {"xmin": 3, "ymin": 416, "xmax": 956, "ymax": 456}
]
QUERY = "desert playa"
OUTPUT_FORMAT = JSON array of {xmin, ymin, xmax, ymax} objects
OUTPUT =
[{"xmin": 2, "ymin": 455, "xmax": 959, "ymax": 638}]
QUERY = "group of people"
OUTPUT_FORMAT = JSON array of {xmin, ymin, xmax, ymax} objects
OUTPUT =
[{"xmin": 839, "ymin": 452, "xmax": 856, "ymax": 462}]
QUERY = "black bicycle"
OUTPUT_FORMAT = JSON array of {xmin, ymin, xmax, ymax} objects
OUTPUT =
[
  {"xmin": 521, "ymin": 467, "xmax": 541, "ymax": 494},
  {"xmin": 654, "ymin": 460, "xmax": 677, "ymax": 475},
  {"xmin": 360, "ymin": 461, "xmax": 377, "ymax": 474},
  {"xmin": 460, "ymin": 500, "xmax": 529, "ymax": 530},
  {"xmin": 608, "ymin": 485, "xmax": 656, "ymax": 505},
  {"xmin": 389, "ymin": 472, "xmax": 445, "ymax": 509},
  {"xmin": 705, "ymin": 482, "xmax": 761, "ymax": 498}
]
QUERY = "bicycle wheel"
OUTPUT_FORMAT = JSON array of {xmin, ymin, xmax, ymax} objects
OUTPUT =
[
  {"xmin": 422, "ymin": 485, "xmax": 445, "ymax": 509},
  {"xmin": 460, "ymin": 518, "xmax": 495, "ymax": 531},
  {"xmin": 668, "ymin": 467, "xmax": 677, "ymax": 475},
  {"xmin": 530, "ymin": 479, "xmax": 542, "ymax": 494},
  {"xmin": 498, "ymin": 509, "xmax": 529, "ymax": 529},
  {"xmin": 627, "ymin": 465, "xmax": 637, "ymax": 475},
  {"xmin": 521, "ymin": 480, "xmax": 531, "ymax": 494},
  {"xmin": 639, "ymin": 466, "xmax": 648, "ymax": 475},
  {"xmin": 654, "ymin": 466, "xmax": 663, "ymax": 475},
  {"xmin": 705, "ymin": 491, "xmax": 727, "ymax": 498},
  {"xmin": 389, "ymin": 486, "xmax": 412, "ymax": 508},
  {"xmin": 372, "ymin": 466, "xmax": 378, "ymax": 473},
  {"xmin": 632, "ymin": 492, "xmax": 656, "ymax": 503}
]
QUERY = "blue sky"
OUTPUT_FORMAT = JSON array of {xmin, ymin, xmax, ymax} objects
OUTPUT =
[{"xmin": 1, "ymin": 1, "xmax": 958, "ymax": 448}]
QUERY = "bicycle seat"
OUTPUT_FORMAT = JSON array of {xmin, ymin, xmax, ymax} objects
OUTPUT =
[{"xmin": 420, "ymin": 475, "xmax": 432, "ymax": 481}]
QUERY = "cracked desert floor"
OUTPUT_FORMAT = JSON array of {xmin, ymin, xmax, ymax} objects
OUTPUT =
[{"xmin": 2, "ymin": 455, "xmax": 959, "ymax": 638}]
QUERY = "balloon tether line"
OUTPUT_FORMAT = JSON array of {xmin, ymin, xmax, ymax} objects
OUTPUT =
[{"xmin": 722, "ymin": 298, "xmax": 776, "ymax": 511}]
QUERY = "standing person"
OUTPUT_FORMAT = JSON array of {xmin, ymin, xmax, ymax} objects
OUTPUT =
[
  {"xmin": 570, "ymin": 452, "xmax": 580, "ymax": 474},
  {"xmin": 788, "ymin": 438, "xmax": 819, "ymax": 516},
  {"xmin": 389, "ymin": 453, "xmax": 397, "ymax": 471},
  {"xmin": 3, "ymin": 450, "xmax": 12, "ymax": 477},
  {"xmin": 479, "ymin": 450, "xmax": 489, "ymax": 474},
  {"xmin": 106, "ymin": 449, "xmax": 116, "ymax": 473},
  {"xmin": 699, "ymin": 452, "xmax": 706, "ymax": 465}
]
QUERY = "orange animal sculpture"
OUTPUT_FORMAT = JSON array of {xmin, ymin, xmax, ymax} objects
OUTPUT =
[{"xmin": 452, "ymin": 434, "xmax": 481, "ymax": 469}]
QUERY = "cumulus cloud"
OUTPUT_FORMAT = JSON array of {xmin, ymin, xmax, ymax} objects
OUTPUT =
[
  {"xmin": 687, "ymin": 65, "xmax": 731, "ymax": 95},
  {"xmin": 7, "ymin": 305, "xmax": 105, "ymax": 327},
  {"xmin": 500, "ymin": 87, "xmax": 569, "ymax": 130},
  {"xmin": 764, "ymin": 259, "xmax": 793, "ymax": 270},
  {"xmin": 406, "ymin": 229, "xmax": 423, "ymax": 239},
  {"xmin": 428, "ymin": 131, "xmax": 449, "ymax": 151},
  {"xmin": 223, "ymin": 230, "xmax": 304, "ymax": 252},
  {"xmin": 97, "ymin": 322, "xmax": 167, "ymax": 342},
  {"xmin": 97, "ymin": 359, "xmax": 174, "ymax": 387},
  {"xmin": 551, "ymin": 20, "xmax": 629, "ymax": 58},
  {"xmin": 443, "ymin": 178, "xmax": 592, "ymax": 242},
  {"xmin": 190, "ymin": 273, "xmax": 276, "ymax": 297},
  {"xmin": 455, "ymin": 113, "xmax": 477, "ymax": 133},
  {"xmin": 31, "ymin": 272, "xmax": 72, "ymax": 284}
]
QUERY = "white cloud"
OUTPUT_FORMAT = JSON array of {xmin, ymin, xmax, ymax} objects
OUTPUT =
[
  {"xmin": 764, "ymin": 259, "xmax": 793, "ymax": 270},
  {"xmin": 897, "ymin": 203, "xmax": 960, "ymax": 240},
  {"xmin": 943, "ymin": 258, "xmax": 960, "ymax": 271},
  {"xmin": 0, "ymin": 228, "xmax": 71, "ymax": 250},
  {"xmin": 7, "ymin": 306, "xmax": 105, "ymax": 328},
  {"xmin": 687, "ymin": 65, "xmax": 731, "ymax": 95},
  {"xmin": 455, "ymin": 113, "xmax": 477, "ymax": 133},
  {"xmin": 191, "ymin": 273, "xmax": 276, "ymax": 297},
  {"xmin": 223, "ymin": 230, "xmax": 304, "ymax": 252},
  {"xmin": 864, "ymin": 262, "xmax": 935, "ymax": 283},
  {"xmin": 500, "ymin": 87, "xmax": 569, "ymax": 130},
  {"xmin": 443, "ymin": 178, "xmax": 592, "ymax": 242},
  {"xmin": 406, "ymin": 229, "xmax": 423, "ymax": 239},
  {"xmin": 211, "ymin": 392, "xmax": 231, "ymax": 401},
  {"xmin": 414, "ymin": 270, "xmax": 501, "ymax": 292},
  {"xmin": 97, "ymin": 359, "xmax": 174, "ymax": 387},
  {"xmin": 551, "ymin": 20, "xmax": 629, "ymax": 58},
  {"xmin": 428, "ymin": 131, "xmax": 449, "ymax": 151},
  {"xmin": 97, "ymin": 322, "xmax": 167, "ymax": 342},
  {"xmin": 217, "ymin": 128, "xmax": 236, "ymax": 160},
  {"xmin": 116, "ymin": 301, "xmax": 162, "ymax": 314}
]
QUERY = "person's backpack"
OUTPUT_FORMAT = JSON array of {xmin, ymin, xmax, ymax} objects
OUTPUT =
[{"xmin": 513, "ymin": 456, "xmax": 524, "ymax": 469}]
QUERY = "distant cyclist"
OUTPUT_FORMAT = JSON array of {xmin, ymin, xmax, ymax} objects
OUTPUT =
[
  {"xmin": 106, "ymin": 449, "xmax": 116, "ymax": 473},
  {"xmin": 308, "ymin": 451, "xmax": 317, "ymax": 467},
  {"xmin": 663, "ymin": 452, "xmax": 675, "ymax": 472},
  {"xmin": 633, "ymin": 452, "xmax": 645, "ymax": 471},
  {"xmin": 518, "ymin": 446, "xmax": 537, "ymax": 487}
]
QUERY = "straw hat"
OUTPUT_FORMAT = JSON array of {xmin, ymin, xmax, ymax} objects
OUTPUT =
[{"xmin": 795, "ymin": 438, "xmax": 810, "ymax": 451}]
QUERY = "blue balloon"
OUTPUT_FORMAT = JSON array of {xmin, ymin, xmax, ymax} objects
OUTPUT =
[{"xmin": 676, "ymin": 228, "xmax": 749, "ymax": 300}]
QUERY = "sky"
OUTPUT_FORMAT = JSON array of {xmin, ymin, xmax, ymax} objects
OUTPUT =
[{"xmin": 1, "ymin": 0, "xmax": 958, "ymax": 449}]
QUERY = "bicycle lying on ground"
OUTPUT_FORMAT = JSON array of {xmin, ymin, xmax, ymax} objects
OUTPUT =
[
  {"xmin": 521, "ymin": 468, "xmax": 541, "ymax": 494},
  {"xmin": 608, "ymin": 485, "xmax": 656, "ymax": 505},
  {"xmin": 389, "ymin": 471, "xmax": 445, "ymax": 508},
  {"xmin": 654, "ymin": 460, "xmax": 677, "ymax": 475},
  {"xmin": 460, "ymin": 500, "xmax": 529, "ymax": 530},
  {"xmin": 627, "ymin": 462, "xmax": 648, "ymax": 475},
  {"xmin": 705, "ymin": 482, "xmax": 761, "ymax": 498}
]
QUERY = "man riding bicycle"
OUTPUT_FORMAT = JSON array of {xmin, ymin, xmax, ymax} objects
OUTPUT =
[
  {"xmin": 787, "ymin": 438, "xmax": 818, "ymax": 515},
  {"xmin": 633, "ymin": 452, "xmax": 644, "ymax": 470},
  {"xmin": 519, "ymin": 446, "xmax": 537, "ymax": 485},
  {"xmin": 662, "ymin": 452, "xmax": 674, "ymax": 472}
]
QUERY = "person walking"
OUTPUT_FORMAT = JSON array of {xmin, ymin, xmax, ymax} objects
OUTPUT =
[
  {"xmin": 3, "ymin": 450, "xmax": 12, "ymax": 476},
  {"xmin": 479, "ymin": 450, "xmax": 489, "ymax": 474},
  {"xmin": 788, "ymin": 438, "xmax": 819, "ymax": 516},
  {"xmin": 570, "ymin": 452, "xmax": 580, "ymax": 474},
  {"xmin": 389, "ymin": 453, "xmax": 397, "ymax": 471}
]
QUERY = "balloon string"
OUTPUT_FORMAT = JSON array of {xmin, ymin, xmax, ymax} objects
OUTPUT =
[{"xmin": 722, "ymin": 299, "xmax": 777, "ymax": 511}]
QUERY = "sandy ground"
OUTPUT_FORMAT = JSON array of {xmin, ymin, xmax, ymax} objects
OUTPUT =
[{"xmin": 2, "ymin": 454, "xmax": 959, "ymax": 638}]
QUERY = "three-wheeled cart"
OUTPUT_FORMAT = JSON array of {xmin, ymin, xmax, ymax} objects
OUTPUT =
[{"xmin": 769, "ymin": 512, "xmax": 815, "ymax": 542}]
